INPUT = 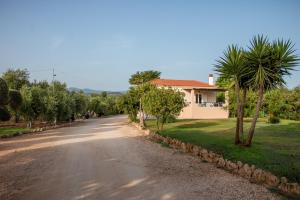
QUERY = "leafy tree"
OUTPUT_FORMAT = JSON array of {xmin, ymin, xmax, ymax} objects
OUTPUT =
[
  {"xmin": 2, "ymin": 68, "xmax": 30, "ymax": 90},
  {"xmin": 44, "ymin": 94, "xmax": 58, "ymax": 122},
  {"xmin": 0, "ymin": 77, "xmax": 9, "ymax": 106},
  {"xmin": 117, "ymin": 87, "xmax": 140, "ymax": 121},
  {"xmin": 0, "ymin": 78, "xmax": 11, "ymax": 121},
  {"xmin": 143, "ymin": 87, "xmax": 185, "ymax": 131},
  {"xmin": 73, "ymin": 92, "xmax": 89, "ymax": 117},
  {"xmin": 245, "ymin": 35, "xmax": 298, "ymax": 146},
  {"xmin": 8, "ymin": 89, "xmax": 23, "ymax": 122},
  {"xmin": 128, "ymin": 70, "xmax": 161, "ymax": 127},
  {"xmin": 89, "ymin": 96, "xmax": 103, "ymax": 117},
  {"xmin": 129, "ymin": 70, "xmax": 161, "ymax": 85},
  {"xmin": 20, "ymin": 86, "xmax": 34, "ymax": 127}
]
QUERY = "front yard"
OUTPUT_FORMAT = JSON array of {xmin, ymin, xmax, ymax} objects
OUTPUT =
[{"xmin": 146, "ymin": 118, "xmax": 300, "ymax": 183}]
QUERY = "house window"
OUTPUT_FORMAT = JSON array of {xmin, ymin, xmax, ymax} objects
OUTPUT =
[{"xmin": 195, "ymin": 94, "xmax": 202, "ymax": 104}]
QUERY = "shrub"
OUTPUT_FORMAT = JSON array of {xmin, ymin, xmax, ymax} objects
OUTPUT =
[
  {"xmin": 166, "ymin": 115, "xmax": 176, "ymax": 123},
  {"xmin": 0, "ymin": 107, "xmax": 11, "ymax": 121},
  {"xmin": 268, "ymin": 116, "xmax": 280, "ymax": 124}
]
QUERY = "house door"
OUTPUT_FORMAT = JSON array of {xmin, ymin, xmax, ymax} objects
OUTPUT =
[{"xmin": 195, "ymin": 94, "xmax": 202, "ymax": 104}]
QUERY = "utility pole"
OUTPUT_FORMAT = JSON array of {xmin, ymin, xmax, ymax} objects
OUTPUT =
[{"xmin": 52, "ymin": 68, "xmax": 57, "ymax": 126}]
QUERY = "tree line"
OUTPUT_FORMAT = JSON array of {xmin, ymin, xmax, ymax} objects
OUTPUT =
[
  {"xmin": 220, "ymin": 86, "xmax": 300, "ymax": 122},
  {"xmin": 0, "ymin": 69, "xmax": 121, "ymax": 127}
]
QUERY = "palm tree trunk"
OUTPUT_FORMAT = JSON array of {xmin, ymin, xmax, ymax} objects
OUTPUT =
[
  {"xmin": 246, "ymin": 86, "xmax": 264, "ymax": 146},
  {"xmin": 239, "ymin": 89, "xmax": 247, "ymax": 143},
  {"xmin": 235, "ymin": 83, "xmax": 241, "ymax": 145}
]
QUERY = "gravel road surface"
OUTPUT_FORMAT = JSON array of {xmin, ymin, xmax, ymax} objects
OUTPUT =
[{"xmin": 0, "ymin": 115, "xmax": 280, "ymax": 200}]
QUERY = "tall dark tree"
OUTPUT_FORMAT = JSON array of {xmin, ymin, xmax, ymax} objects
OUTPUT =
[
  {"xmin": 0, "ymin": 78, "xmax": 11, "ymax": 121},
  {"xmin": 0, "ymin": 77, "xmax": 9, "ymax": 106},
  {"xmin": 8, "ymin": 89, "xmax": 23, "ymax": 122}
]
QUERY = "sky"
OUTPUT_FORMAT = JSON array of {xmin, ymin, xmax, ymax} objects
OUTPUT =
[{"xmin": 0, "ymin": 0, "xmax": 300, "ymax": 91}]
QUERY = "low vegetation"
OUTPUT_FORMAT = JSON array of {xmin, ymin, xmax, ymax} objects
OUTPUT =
[
  {"xmin": 0, "ymin": 127, "xmax": 30, "ymax": 137},
  {"xmin": 146, "ymin": 118, "xmax": 300, "ymax": 182}
]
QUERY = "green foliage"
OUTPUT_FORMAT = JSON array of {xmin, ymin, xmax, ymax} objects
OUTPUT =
[
  {"xmin": 215, "ymin": 35, "xmax": 299, "ymax": 146},
  {"xmin": 73, "ymin": 92, "xmax": 89, "ymax": 117},
  {"xmin": 8, "ymin": 90, "xmax": 23, "ymax": 110},
  {"xmin": 117, "ymin": 87, "xmax": 140, "ymax": 121},
  {"xmin": 129, "ymin": 70, "xmax": 161, "ymax": 85},
  {"xmin": 0, "ymin": 77, "xmax": 9, "ymax": 106},
  {"xmin": 268, "ymin": 116, "xmax": 280, "ymax": 124},
  {"xmin": 0, "ymin": 106, "xmax": 11, "ymax": 121},
  {"xmin": 143, "ymin": 87, "xmax": 185, "ymax": 131},
  {"xmin": 216, "ymin": 92, "xmax": 225, "ymax": 103},
  {"xmin": 8, "ymin": 89, "xmax": 23, "ymax": 122},
  {"xmin": 1, "ymin": 68, "xmax": 120, "ymax": 124},
  {"xmin": 2, "ymin": 68, "xmax": 30, "ymax": 90},
  {"xmin": 0, "ymin": 127, "xmax": 30, "ymax": 137}
]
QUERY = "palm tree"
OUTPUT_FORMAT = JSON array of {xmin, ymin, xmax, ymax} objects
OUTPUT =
[
  {"xmin": 215, "ymin": 45, "xmax": 247, "ymax": 144},
  {"xmin": 245, "ymin": 35, "xmax": 298, "ymax": 146}
]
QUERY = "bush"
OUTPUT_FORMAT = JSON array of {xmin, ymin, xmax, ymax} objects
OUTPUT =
[
  {"xmin": 0, "ymin": 78, "xmax": 9, "ymax": 106},
  {"xmin": 166, "ymin": 115, "xmax": 176, "ymax": 123},
  {"xmin": 0, "ymin": 107, "xmax": 11, "ymax": 121},
  {"xmin": 268, "ymin": 116, "xmax": 280, "ymax": 124}
]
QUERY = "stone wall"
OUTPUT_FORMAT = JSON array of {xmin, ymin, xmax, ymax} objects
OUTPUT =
[{"xmin": 132, "ymin": 122, "xmax": 300, "ymax": 197}]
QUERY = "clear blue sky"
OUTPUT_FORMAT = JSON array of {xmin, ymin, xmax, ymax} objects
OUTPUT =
[{"xmin": 0, "ymin": 0, "xmax": 299, "ymax": 91}]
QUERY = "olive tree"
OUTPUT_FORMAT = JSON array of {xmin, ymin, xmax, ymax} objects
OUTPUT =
[
  {"xmin": 8, "ymin": 89, "xmax": 23, "ymax": 122},
  {"xmin": 2, "ymin": 68, "xmax": 30, "ymax": 90}
]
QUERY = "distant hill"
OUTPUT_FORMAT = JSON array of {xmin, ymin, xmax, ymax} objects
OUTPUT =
[{"xmin": 69, "ymin": 87, "xmax": 125, "ymax": 96}]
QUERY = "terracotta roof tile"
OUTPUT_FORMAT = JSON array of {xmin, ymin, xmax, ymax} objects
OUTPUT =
[{"xmin": 150, "ymin": 79, "xmax": 217, "ymax": 88}]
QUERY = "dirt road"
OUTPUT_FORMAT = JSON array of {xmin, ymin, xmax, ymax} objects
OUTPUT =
[{"xmin": 0, "ymin": 115, "xmax": 279, "ymax": 200}]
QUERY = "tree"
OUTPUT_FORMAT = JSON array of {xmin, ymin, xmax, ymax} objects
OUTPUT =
[
  {"xmin": 89, "ymin": 96, "xmax": 103, "ymax": 117},
  {"xmin": 128, "ymin": 70, "xmax": 161, "ymax": 127},
  {"xmin": 73, "ymin": 92, "xmax": 89, "ymax": 117},
  {"xmin": 215, "ymin": 45, "xmax": 247, "ymax": 144},
  {"xmin": 129, "ymin": 70, "xmax": 161, "ymax": 85},
  {"xmin": 0, "ymin": 78, "xmax": 9, "ymax": 106},
  {"xmin": 2, "ymin": 68, "xmax": 30, "ymax": 90},
  {"xmin": 143, "ymin": 87, "xmax": 185, "ymax": 131},
  {"xmin": 245, "ymin": 35, "xmax": 298, "ymax": 146},
  {"xmin": 0, "ymin": 78, "xmax": 11, "ymax": 121},
  {"xmin": 8, "ymin": 89, "xmax": 23, "ymax": 122},
  {"xmin": 117, "ymin": 87, "xmax": 140, "ymax": 121},
  {"xmin": 20, "ymin": 86, "xmax": 34, "ymax": 127}
]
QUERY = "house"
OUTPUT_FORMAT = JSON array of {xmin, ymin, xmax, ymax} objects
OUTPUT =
[{"xmin": 150, "ymin": 74, "xmax": 229, "ymax": 119}]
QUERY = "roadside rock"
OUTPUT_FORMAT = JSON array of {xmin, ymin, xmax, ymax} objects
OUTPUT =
[
  {"xmin": 238, "ymin": 164, "xmax": 253, "ymax": 179},
  {"xmin": 252, "ymin": 169, "xmax": 265, "ymax": 183},
  {"xmin": 265, "ymin": 172, "xmax": 280, "ymax": 187},
  {"xmin": 192, "ymin": 145, "xmax": 200, "ymax": 156},
  {"xmin": 216, "ymin": 157, "xmax": 226, "ymax": 168}
]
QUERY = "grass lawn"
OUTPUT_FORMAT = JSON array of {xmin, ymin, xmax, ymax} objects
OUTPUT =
[
  {"xmin": 0, "ymin": 127, "xmax": 31, "ymax": 137},
  {"xmin": 146, "ymin": 118, "xmax": 300, "ymax": 183}
]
